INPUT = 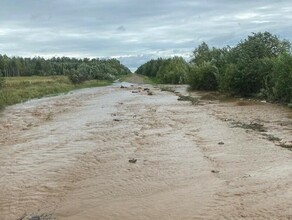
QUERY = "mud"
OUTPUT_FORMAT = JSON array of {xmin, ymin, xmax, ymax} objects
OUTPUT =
[{"xmin": 0, "ymin": 84, "xmax": 291, "ymax": 220}]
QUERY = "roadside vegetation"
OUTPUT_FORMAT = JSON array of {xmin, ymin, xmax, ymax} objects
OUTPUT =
[
  {"xmin": 0, "ymin": 76, "xmax": 110, "ymax": 109},
  {"xmin": 135, "ymin": 32, "xmax": 292, "ymax": 104},
  {"xmin": 0, "ymin": 56, "xmax": 131, "ymax": 108}
]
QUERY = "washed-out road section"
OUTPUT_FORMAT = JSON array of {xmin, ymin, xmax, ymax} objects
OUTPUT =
[{"xmin": 0, "ymin": 83, "xmax": 291, "ymax": 219}]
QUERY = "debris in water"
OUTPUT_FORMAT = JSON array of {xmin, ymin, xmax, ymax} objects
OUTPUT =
[
  {"xmin": 147, "ymin": 91, "xmax": 153, "ymax": 96},
  {"xmin": 279, "ymin": 141, "xmax": 292, "ymax": 150},
  {"xmin": 129, "ymin": 158, "xmax": 137, "ymax": 163},
  {"xmin": 113, "ymin": 119, "xmax": 122, "ymax": 122},
  {"xmin": 30, "ymin": 217, "xmax": 40, "ymax": 220},
  {"xmin": 218, "ymin": 142, "xmax": 224, "ymax": 145},
  {"xmin": 211, "ymin": 170, "xmax": 219, "ymax": 173},
  {"xmin": 160, "ymin": 86, "xmax": 175, "ymax": 93},
  {"xmin": 177, "ymin": 95, "xmax": 199, "ymax": 105},
  {"xmin": 231, "ymin": 121, "xmax": 267, "ymax": 132},
  {"xmin": 19, "ymin": 213, "xmax": 56, "ymax": 220},
  {"xmin": 262, "ymin": 134, "xmax": 281, "ymax": 142},
  {"xmin": 120, "ymin": 85, "xmax": 127, "ymax": 89},
  {"xmin": 132, "ymin": 91, "xmax": 139, "ymax": 93}
]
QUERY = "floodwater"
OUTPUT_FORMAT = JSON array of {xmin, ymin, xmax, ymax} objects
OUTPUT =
[{"xmin": 0, "ymin": 84, "xmax": 291, "ymax": 220}]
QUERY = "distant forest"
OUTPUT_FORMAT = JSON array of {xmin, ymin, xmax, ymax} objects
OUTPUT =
[
  {"xmin": 136, "ymin": 32, "xmax": 292, "ymax": 103},
  {"xmin": 0, "ymin": 56, "xmax": 131, "ymax": 83}
]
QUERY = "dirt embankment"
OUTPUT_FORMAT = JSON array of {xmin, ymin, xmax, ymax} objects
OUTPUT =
[{"xmin": 0, "ymin": 83, "xmax": 291, "ymax": 220}]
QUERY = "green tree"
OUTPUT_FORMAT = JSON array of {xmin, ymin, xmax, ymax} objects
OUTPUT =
[
  {"xmin": 157, "ymin": 57, "xmax": 189, "ymax": 84},
  {"xmin": 136, "ymin": 57, "xmax": 189, "ymax": 84},
  {"xmin": 34, "ymin": 59, "xmax": 43, "ymax": 75},
  {"xmin": 220, "ymin": 32, "xmax": 291, "ymax": 96},
  {"xmin": 191, "ymin": 42, "xmax": 212, "ymax": 65}
]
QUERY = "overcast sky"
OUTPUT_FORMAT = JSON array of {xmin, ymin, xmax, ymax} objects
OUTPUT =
[{"xmin": 0, "ymin": 0, "xmax": 292, "ymax": 70}]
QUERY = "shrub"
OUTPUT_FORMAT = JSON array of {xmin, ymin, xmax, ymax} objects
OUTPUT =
[
  {"xmin": 270, "ymin": 54, "xmax": 292, "ymax": 102},
  {"xmin": 68, "ymin": 70, "xmax": 91, "ymax": 84},
  {"xmin": 188, "ymin": 62, "xmax": 218, "ymax": 91},
  {"xmin": 218, "ymin": 63, "xmax": 237, "ymax": 93}
]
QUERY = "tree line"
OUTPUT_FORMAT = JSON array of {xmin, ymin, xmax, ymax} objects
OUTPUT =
[
  {"xmin": 136, "ymin": 57, "xmax": 189, "ymax": 84},
  {"xmin": 135, "ymin": 32, "xmax": 292, "ymax": 103},
  {"xmin": 0, "ymin": 56, "xmax": 131, "ymax": 84}
]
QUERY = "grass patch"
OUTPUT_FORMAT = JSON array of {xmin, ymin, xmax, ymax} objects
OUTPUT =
[{"xmin": 0, "ymin": 76, "xmax": 110, "ymax": 108}]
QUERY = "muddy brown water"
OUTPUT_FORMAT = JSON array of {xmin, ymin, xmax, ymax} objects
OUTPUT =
[{"xmin": 0, "ymin": 84, "xmax": 291, "ymax": 220}]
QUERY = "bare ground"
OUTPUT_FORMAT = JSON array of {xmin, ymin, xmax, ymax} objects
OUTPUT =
[{"xmin": 0, "ymin": 83, "xmax": 291, "ymax": 220}]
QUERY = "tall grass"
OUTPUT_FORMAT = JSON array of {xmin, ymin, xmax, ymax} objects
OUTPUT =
[{"xmin": 0, "ymin": 76, "xmax": 110, "ymax": 109}]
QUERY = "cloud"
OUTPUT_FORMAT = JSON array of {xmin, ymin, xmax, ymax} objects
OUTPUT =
[
  {"xmin": 0, "ymin": 0, "xmax": 291, "ymax": 69},
  {"xmin": 116, "ymin": 25, "xmax": 126, "ymax": 32}
]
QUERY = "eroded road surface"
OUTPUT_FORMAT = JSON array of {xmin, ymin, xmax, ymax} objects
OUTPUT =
[{"xmin": 0, "ymin": 83, "xmax": 291, "ymax": 220}]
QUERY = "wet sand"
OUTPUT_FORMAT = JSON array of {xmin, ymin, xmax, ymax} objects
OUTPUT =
[{"xmin": 0, "ymin": 84, "xmax": 291, "ymax": 219}]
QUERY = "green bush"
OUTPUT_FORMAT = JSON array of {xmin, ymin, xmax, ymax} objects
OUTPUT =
[
  {"xmin": 219, "ymin": 59, "xmax": 267, "ymax": 96},
  {"xmin": 188, "ymin": 62, "xmax": 218, "ymax": 91},
  {"xmin": 218, "ymin": 63, "xmax": 237, "ymax": 93},
  {"xmin": 68, "ymin": 70, "xmax": 91, "ymax": 84},
  {"xmin": 270, "ymin": 54, "xmax": 292, "ymax": 102}
]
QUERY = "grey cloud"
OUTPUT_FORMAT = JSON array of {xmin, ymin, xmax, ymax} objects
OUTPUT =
[
  {"xmin": 116, "ymin": 25, "xmax": 126, "ymax": 32},
  {"xmin": 0, "ymin": 0, "xmax": 291, "ymax": 69}
]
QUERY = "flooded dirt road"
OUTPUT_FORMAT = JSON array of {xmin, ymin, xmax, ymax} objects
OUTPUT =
[{"xmin": 0, "ymin": 84, "xmax": 291, "ymax": 219}]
